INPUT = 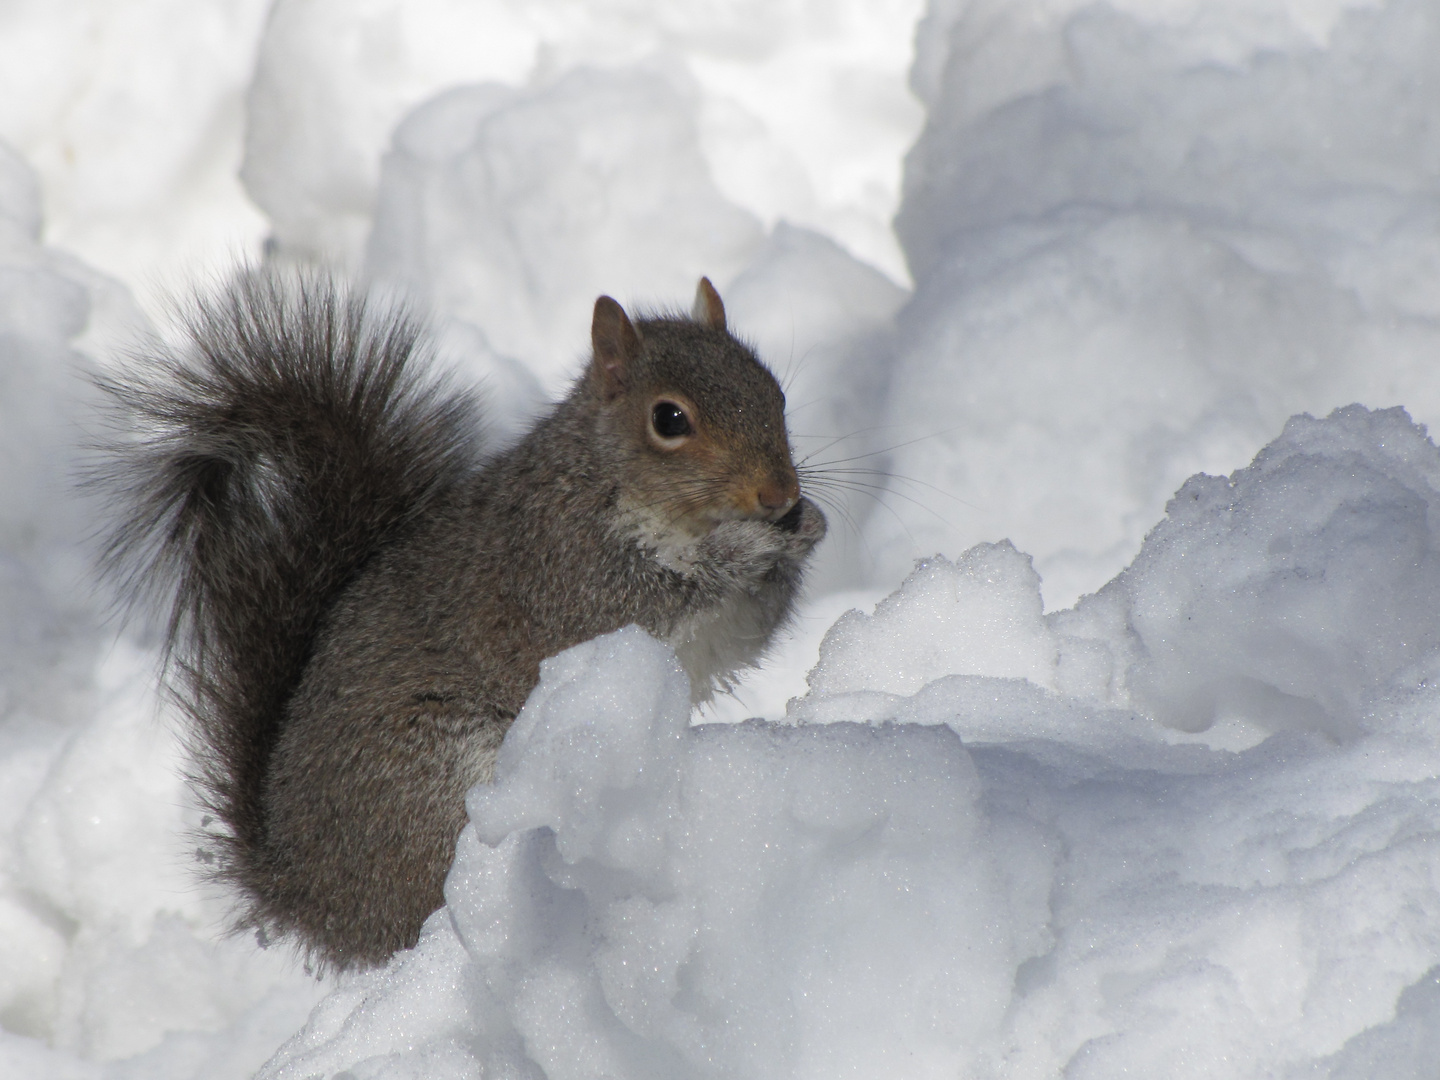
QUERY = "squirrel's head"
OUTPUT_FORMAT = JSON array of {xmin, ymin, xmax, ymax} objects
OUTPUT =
[{"xmin": 586, "ymin": 278, "xmax": 800, "ymax": 539}]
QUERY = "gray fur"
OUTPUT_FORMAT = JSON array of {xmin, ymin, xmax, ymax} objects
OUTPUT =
[{"xmin": 98, "ymin": 267, "xmax": 824, "ymax": 970}]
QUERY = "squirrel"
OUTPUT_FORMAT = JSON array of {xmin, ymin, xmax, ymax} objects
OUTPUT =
[{"xmin": 98, "ymin": 267, "xmax": 826, "ymax": 971}]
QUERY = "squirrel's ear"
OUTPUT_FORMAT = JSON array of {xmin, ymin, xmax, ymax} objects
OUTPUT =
[
  {"xmin": 590, "ymin": 295, "xmax": 641, "ymax": 399},
  {"xmin": 691, "ymin": 277, "xmax": 726, "ymax": 330}
]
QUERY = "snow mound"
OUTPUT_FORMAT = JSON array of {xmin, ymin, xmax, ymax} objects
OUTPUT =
[
  {"xmin": 1113, "ymin": 404, "xmax": 1440, "ymax": 739},
  {"xmin": 816, "ymin": 404, "xmax": 1440, "ymax": 745},
  {"xmin": 242, "ymin": 0, "xmax": 920, "ymax": 280},
  {"xmin": 262, "ymin": 627, "xmax": 1016, "ymax": 1080},
  {"xmin": 366, "ymin": 65, "xmax": 763, "ymax": 390},
  {"xmin": 867, "ymin": 0, "xmax": 1440, "ymax": 606},
  {"xmin": 260, "ymin": 405, "xmax": 1440, "ymax": 1079}
]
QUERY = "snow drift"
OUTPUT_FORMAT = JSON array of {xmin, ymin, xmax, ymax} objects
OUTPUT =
[
  {"xmin": 3, "ymin": 0, "xmax": 1440, "ymax": 1078},
  {"xmin": 258, "ymin": 404, "xmax": 1440, "ymax": 1080}
]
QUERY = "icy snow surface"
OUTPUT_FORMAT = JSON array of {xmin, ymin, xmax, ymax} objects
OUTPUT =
[{"xmin": 5, "ymin": 0, "xmax": 1440, "ymax": 1078}]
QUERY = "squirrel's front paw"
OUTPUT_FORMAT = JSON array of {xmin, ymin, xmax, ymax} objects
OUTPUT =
[
  {"xmin": 701, "ymin": 498, "xmax": 826, "ymax": 585},
  {"xmin": 772, "ymin": 497, "xmax": 826, "ymax": 548},
  {"xmin": 703, "ymin": 518, "xmax": 787, "ymax": 568}
]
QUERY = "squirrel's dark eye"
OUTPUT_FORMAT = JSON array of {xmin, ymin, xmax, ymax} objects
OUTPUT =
[{"xmin": 651, "ymin": 401, "xmax": 693, "ymax": 439}]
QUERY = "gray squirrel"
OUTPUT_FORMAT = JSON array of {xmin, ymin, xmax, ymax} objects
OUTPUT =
[{"xmin": 99, "ymin": 268, "xmax": 825, "ymax": 970}]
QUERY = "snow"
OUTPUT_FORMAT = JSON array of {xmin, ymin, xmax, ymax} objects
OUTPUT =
[
  {"xmin": 873, "ymin": 0, "xmax": 1440, "ymax": 607},
  {"xmin": 366, "ymin": 65, "xmax": 766, "ymax": 389},
  {"xmin": 3, "ymin": 1, "xmax": 1440, "ymax": 1078},
  {"xmin": 242, "ymin": 0, "xmax": 921, "ymax": 282}
]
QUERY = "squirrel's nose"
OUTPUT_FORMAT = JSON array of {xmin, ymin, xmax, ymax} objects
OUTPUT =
[{"xmin": 757, "ymin": 474, "xmax": 800, "ymax": 514}]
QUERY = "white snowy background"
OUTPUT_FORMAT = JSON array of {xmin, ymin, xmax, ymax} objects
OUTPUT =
[{"xmin": 4, "ymin": 0, "xmax": 1440, "ymax": 1077}]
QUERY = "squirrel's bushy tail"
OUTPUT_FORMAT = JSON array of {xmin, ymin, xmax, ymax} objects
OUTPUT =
[{"xmin": 96, "ymin": 268, "xmax": 479, "ymax": 903}]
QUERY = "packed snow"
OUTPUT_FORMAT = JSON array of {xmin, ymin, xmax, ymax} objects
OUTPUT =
[{"xmin": 3, "ymin": 1, "xmax": 1440, "ymax": 1078}]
